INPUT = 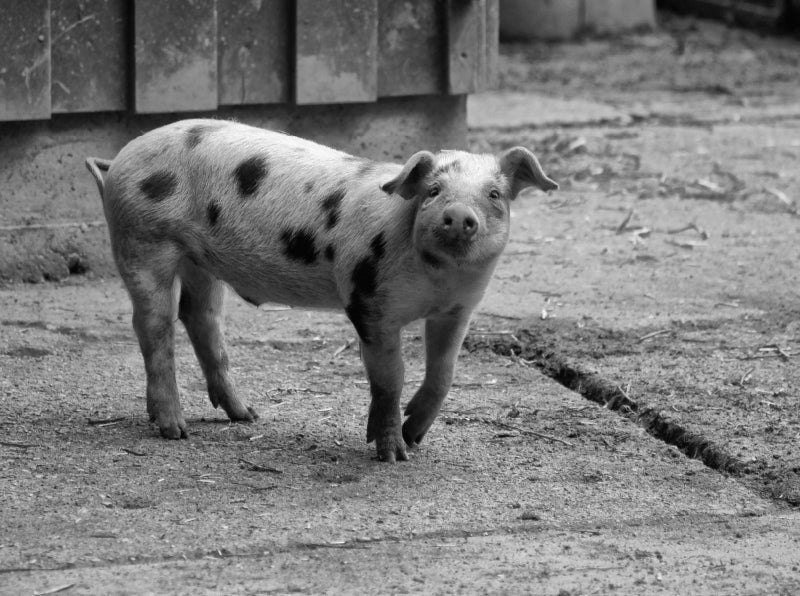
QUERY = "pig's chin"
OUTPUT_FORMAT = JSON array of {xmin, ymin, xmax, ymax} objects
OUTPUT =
[{"xmin": 418, "ymin": 231, "xmax": 501, "ymax": 268}]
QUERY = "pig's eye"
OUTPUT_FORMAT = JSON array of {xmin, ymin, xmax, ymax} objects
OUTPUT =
[
  {"xmin": 428, "ymin": 185, "xmax": 441, "ymax": 198},
  {"xmin": 489, "ymin": 189, "xmax": 501, "ymax": 200}
]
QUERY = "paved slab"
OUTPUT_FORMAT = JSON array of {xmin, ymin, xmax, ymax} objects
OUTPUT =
[
  {"xmin": 468, "ymin": 92, "xmax": 631, "ymax": 129},
  {"xmin": 1, "ymin": 281, "xmax": 795, "ymax": 594}
]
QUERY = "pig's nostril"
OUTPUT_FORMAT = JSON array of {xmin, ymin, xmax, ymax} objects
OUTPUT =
[
  {"xmin": 443, "ymin": 215, "xmax": 453, "ymax": 227},
  {"xmin": 463, "ymin": 216, "xmax": 477, "ymax": 233}
]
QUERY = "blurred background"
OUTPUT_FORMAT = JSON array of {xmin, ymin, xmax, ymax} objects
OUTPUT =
[{"xmin": 1, "ymin": 0, "xmax": 799, "ymax": 283}]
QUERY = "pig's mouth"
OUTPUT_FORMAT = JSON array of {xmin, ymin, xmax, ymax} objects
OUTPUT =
[
  {"xmin": 424, "ymin": 231, "xmax": 505, "ymax": 268},
  {"xmin": 431, "ymin": 227, "xmax": 476, "ymax": 257}
]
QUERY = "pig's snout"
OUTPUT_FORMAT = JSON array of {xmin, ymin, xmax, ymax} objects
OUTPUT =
[{"xmin": 440, "ymin": 203, "xmax": 479, "ymax": 243}]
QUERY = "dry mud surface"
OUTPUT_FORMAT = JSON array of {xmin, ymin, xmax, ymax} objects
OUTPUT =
[{"xmin": 3, "ymin": 13, "xmax": 800, "ymax": 595}]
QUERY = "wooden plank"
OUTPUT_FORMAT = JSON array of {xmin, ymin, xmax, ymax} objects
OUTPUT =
[
  {"xmin": 446, "ymin": 0, "xmax": 484, "ymax": 95},
  {"xmin": 0, "ymin": 0, "xmax": 51, "ymax": 121},
  {"xmin": 218, "ymin": 0, "xmax": 290, "ymax": 105},
  {"xmin": 482, "ymin": 0, "xmax": 499, "ymax": 89},
  {"xmin": 134, "ymin": 0, "xmax": 218, "ymax": 114},
  {"xmin": 51, "ymin": 0, "xmax": 127, "ymax": 113},
  {"xmin": 377, "ymin": 0, "xmax": 443, "ymax": 97},
  {"xmin": 296, "ymin": 0, "xmax": 378, "ymax": 105}
]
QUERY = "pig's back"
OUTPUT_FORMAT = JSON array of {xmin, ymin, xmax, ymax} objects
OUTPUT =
[{"xmin": 103, "ymin": 120, "xmax": 403, "ymax": 309}]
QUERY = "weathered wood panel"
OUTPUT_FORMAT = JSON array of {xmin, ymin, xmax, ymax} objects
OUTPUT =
[
  {"xmin": 482, "ymin": 0, "xmax": 499, "ymax": 89},
  {"xmin": 218, "ymin": 0, "xmax": 290, "ymax": 105},
  {"xmin": 1, "ymin": 0, "xmax": 497, "ymax": 119},
  {"xmin": 134, "ymin": 0, "xmax": 218, "ymax": 114},
  {"xmin": 447, "ymin": 0, "xmax": 485, "ymax": 95},
  {"xmin": 0, "ymin": 0, "xmax": 51, "ymax": 121},
  {"xmin": 296, "ymin": 0, "xmax": 379, "ymax": 104},
  {"xmin": 378, "ymin": 0, "xmax": 443, "ymax": 97},
  {"xmin": 51, "ymin": 0, "xmax": 127, "ymax": 113}
]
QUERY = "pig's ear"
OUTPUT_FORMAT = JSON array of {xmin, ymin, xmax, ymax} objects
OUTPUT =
[
  {"xmin": 498, "ymin": 147, "xmax": 558, "ymax": 199},
  {"xmin": 381, "ymin": 151, "xmax": 436, "ymax": 200}
]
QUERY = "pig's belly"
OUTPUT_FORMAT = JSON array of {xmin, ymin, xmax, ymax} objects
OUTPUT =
[{"xmin": 199, "ymin": 245, "xmax": 344, "ymax": 310}]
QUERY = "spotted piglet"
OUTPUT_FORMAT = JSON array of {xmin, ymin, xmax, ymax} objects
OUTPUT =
[{"xmin": 85, "ymin": 119, "xmax": 557, "ymax": 462}]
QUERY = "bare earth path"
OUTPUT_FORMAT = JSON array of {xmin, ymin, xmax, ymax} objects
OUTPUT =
[{"xmin": 3, "ymin": 13, "xmax": 800, "ymax": 595}]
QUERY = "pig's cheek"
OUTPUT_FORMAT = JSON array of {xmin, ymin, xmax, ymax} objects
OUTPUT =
[{"xmin": 413, "ymin": 221, "xmax": 442, "ymax": 260}]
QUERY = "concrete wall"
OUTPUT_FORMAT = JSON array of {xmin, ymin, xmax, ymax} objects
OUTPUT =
[
  {"xmin": 500, "ymin": 0, "xmax": 656, "ymax": 40},
  {"xmin": 0, "ymin": 95, "xmax": 466, "ymax": 283}
]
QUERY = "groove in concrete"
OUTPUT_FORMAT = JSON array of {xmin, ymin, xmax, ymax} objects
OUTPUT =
[{"xmin": 472, "ymin": 334, "xmax": 746, "ymax": 478}]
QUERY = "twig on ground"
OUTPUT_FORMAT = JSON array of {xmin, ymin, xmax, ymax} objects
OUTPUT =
[
  {"xmin": 607, "ymin": 383, "xmax": 638, "ymax": 410},
  {"xmin": 665, "ymin": 238, "xmax": 708, "ymax": 249},
  {"xmin": 87, "ymin": 416, "xmax": 127, "ymax": 426},
  {"xmin": 637, "ymin": 329, "xmax": 671, "ymax": 342},
  {"xmin": 615, "ymin": 209, "xmax": 634, "ymax": 234},
  {"xmin": 239, "ymin": 458, "xmax": 283, "ymax": 474},
  {"xmin": 666, "ymin": 221, "xmax": 709, "ymax": 239},
  {"xmin": 714, "ymin": 301, "xmax": 739, "ymax": 308},
  {"xmin": 756, "ymin": 344, "xmax": 792, "ymax": 361},
  {"xmin": 495, "ymin": 421, "xmax": 574, "ymax": 447},
  {"xmin": 0, "ymin": 441, "xmax": 38, "ymax": 449},
  {"xmin": 738, "ymin": 367, "xmax": 755, "ymax": 387},
  {"xmin": 34, "ymin": 585, "xmax": 76, "ymax": 596},
  {"xmin": 231, "ymin": 481, "xmax": 278, "ymax": 491},
  {"xmin": 764, "ymin": 187, "xmax": 797, "ymax": 214},
  {"xmin": 332, "ymin": 339, "xmax": 355, "ymax": 358},
  {"xmin": 441, "ymin": 413, "xmax": 573, "ymax": 446}
]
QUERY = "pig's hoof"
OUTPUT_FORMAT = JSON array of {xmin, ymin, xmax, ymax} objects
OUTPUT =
[
  {"xmin": 402, "ymin": 415, "xmax": 433, "ymax": 446},
  {"xmin": 157, "ymin": 415, "xmax": 188, "ymax": 439},
  {"xmin": 375, "ymin": 434, "xmax": 409, "ymax": 463},
  {"xmin": 227, "ymin": 404, "xmax": 259, "ymax": 423},
  {"xmin": 367, "ymin": 407, "xmax": 407, "ymax": 462}
]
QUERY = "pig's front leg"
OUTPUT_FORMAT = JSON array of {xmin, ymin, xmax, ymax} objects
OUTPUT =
[
  {"xmin": 403, "ymin": 310, "xmax": 472, "ymax": 446},
  {"xmin": 362, "ymin": 330, "xmax": 408, "ymax": 462}
]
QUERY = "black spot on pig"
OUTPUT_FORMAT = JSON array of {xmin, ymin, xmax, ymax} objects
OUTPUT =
[
  {"xmin": 321, "ymin": 188, "xmax": 345, "ymax": 229},
  {"xmin": 281, "ymin": 228, "xmax": 318, "ymax": 264},
  {"xmin": 346, "ymin": 296, "xmax": 378, "ymax": 344},
  {"xmin": 140, "ymin": 171, "xmax": 177, "ymax": 202},
  {"xmin": 207, "ymin": 201, "xmax": 221, "ymax": 227},
  {"xmin": 185, "ymin": 122, "xmax": 223, "ymax": 150},
  {"xmin": 420, "ymin": 250, "xmax": 442, "ymax": 268},
  {"xmin": 433, "ymin": 160, "xmax": 462, "ymax": 178},
  {"xmin": 350, "ymin": 232, "xmax": 386, "ymax": 296},
  {"xmin": 351, "ymin": 256, "xmax": 378, "ymax": 297},
  {"xmin": 304, "ymin": 181, "xmax": 315, "ymax": 193},
  {"xmin": 324, "ymin": 245, "xmax": 335, "ymax": 262},
  {"xmin": 356, "ymin": 160, "xmax": 378, "ymax": 178},
  {"xmin": 345, "ymin": 232, "xmax": 387, "ymax": 343},
  {"xmin": 370, "ymin": 232, "xmax": 386, "ymax": 261},
  {"xmin": 235, "ymin": 156, "xmax": 268, "ymax": 197}
]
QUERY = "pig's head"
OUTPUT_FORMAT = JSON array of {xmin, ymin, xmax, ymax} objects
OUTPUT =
[{"xmin": 381, "ymin": 147, "xmax": 558, "ymax": 267}]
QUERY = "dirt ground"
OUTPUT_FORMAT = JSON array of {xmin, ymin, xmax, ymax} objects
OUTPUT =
[{"xmin": 3, "ymin": 12, "xmax": 800, "ymax": 595}]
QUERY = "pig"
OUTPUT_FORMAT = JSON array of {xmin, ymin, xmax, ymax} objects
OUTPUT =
[{"xmin": 85, "ymin": 119, "xmax": 557, "ymax": 462}]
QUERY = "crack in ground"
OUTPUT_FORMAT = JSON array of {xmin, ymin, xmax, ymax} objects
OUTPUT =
[{"xmin": 468, "ymin": 334, "xmax": 747, "ymax": 479}]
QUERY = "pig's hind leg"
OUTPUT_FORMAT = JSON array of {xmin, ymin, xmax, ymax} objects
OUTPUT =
[
  {"xmin": 117, "ymin": 243, "xmax": 187, "ymax": 439},
  {"xmin": 403, "ymin": 310, "xmax": 472, "ymax": 446},
  {"xmin": 177, "ymin": 260, "xmax": 258, "ymax": 423}
]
